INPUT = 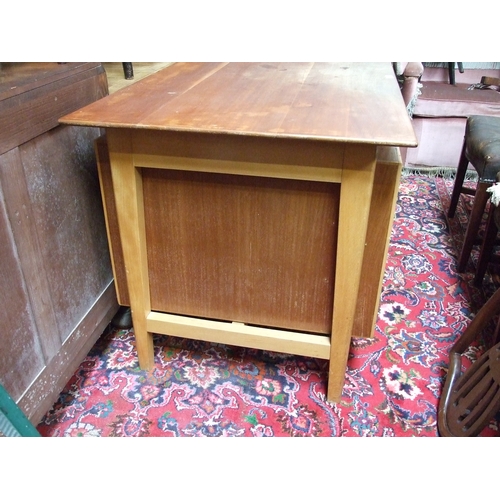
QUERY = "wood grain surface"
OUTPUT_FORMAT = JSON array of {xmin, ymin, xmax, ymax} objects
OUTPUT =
[
  {"xmin": 60, "ymin": 62, "xmax": 417, "ymax": 147},
  {"xmin": 143, "ymin": 168, "xmax": 339, "ymax": 334}
]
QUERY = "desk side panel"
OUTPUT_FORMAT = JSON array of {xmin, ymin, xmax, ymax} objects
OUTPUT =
[
  {"xmin": 143, "ymin": 168, "xmax": 339, "ymax": 334},
  {"xmin": 95, "ymin": 136, "xmax": 130, "ymax": 306}
]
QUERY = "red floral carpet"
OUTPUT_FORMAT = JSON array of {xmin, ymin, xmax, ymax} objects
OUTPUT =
[{"xmin": 37, "ymin": 175, "xmax": 500, "ymax": 437}]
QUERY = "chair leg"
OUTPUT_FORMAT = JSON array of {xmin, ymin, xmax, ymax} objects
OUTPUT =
[
  {"xmin": 457, "ymin": 182, "xmax": 492, "ymax": 272},
  {"xmin": 448, "ymin": 139, "xmax": 469, "ymax": 218},
  {"xmin": 448, "ymin": 62, "xmax": 456, "ymax": 85},
  {"xmin": 122, "ymin": 62, "xmax": 134, "ymax": 80},
  {"xmin": 474, "ymin": 204, "xmax": 498, "ymax": 286},
  {"xmin": 453, "ymin": 287, "xmax": 500, "ymax": 355}
]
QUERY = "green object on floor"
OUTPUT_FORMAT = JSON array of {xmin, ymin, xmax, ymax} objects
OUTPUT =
[{"xmin": 0, "ymin": 384, "xmax": 40, "ymax": 437}]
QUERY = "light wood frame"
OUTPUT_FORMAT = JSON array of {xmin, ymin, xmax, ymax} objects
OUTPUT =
[{"xmin": 102, "ymin": 127, "xmax": 402, "ymax": 402}]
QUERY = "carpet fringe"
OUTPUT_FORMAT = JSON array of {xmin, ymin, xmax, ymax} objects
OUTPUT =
[{"xmin": 403, "ymin": 165, "xmax": 478, "ymax": 181}]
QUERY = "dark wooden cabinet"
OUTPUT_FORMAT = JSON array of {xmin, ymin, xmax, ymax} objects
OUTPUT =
[{"xmin": 0, "ymin": 63, "xmax": 119, "ymax": 424}]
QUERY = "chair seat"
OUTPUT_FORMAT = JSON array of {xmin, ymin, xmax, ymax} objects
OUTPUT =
[{"xmin": 466, "ymin": 115, "xmax": 500, "ymax": 181}]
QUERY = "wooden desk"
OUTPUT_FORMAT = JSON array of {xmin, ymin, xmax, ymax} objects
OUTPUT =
[{"xmin": 60, "ymin": 62, "xmax": 417, "ymax": 402}]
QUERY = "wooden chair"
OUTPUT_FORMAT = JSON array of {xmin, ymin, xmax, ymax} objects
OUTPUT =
[
  {"xmin": 438, "ymin": 286, "xmax": 500, "ymax": 436},
  {"xmin": 448, "ymin": 115, "xmax": 500, "ymax": 283}
]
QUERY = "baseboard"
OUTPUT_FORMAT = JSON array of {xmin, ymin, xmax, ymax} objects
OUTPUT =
[{"xmin": 17, "ymin": 281, "xmax": 119, "ymax": 426}]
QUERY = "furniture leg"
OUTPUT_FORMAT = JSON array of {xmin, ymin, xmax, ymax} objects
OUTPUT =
[
  {"xmin": 111, "ymin": 306, "xmax": 133, "ymax": 329},
  {"xmin": 474, "ymin": 204, "xmax": 498, "ymax": 286},
  {"xmin": 458, "ymin": 182, "xmax": 491, "ymax": 272},
  {"xmin": 122, "ymin": 63, "xmax": 134, "ymax": 80},
  {"xmin": 353, "ymin": 147, "xmax": 402, "ymax": 338},
  {"xmin": 328, "ymin": 144, "xmax": 376, "ymax": 402},
  {"xmin": 106, "ymin": 129, "xmax": 154, "ymax": 369},
  {"xmin": 447, "ymin": 62, "xmax": 463, "ymax": 85},
  {"xmin": 448, "ymin": 63, "xmax": 456, "ymax": 85},
  {"xmin": 448, "ymin": 139, "xmax": 469, "ymax": 218}
]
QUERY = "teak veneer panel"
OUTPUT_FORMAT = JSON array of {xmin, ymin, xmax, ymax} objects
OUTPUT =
[{"xmin": 143, "ymin": 168, "xmax": 339, "ymax": 333}]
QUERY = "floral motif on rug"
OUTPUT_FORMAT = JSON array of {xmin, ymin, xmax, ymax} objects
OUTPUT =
[{"xmin": 37, "ymin": 175, "xmax": 500, "ymax": 437}]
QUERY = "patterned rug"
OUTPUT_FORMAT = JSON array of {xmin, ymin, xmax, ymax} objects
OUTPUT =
[{"xmin": 37, "ymin": 175, "xmax": 500, "ymax": 437}]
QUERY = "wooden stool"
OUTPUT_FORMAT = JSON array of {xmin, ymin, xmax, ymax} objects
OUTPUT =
[{"xmin": 448, "ymin": 115, "xmax": 500, "ymax": 278}]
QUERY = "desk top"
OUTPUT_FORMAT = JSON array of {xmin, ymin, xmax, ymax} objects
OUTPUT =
[{"xmin": 60, "ymin": 62, "xmax": 417, "ymax": 147}]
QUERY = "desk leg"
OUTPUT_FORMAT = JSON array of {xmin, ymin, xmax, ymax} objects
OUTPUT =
[
  {"xmin": 327, "ymin": 144, "xmax": 376, "ymax": 402},
  {"xmin": 106, "ymin": 129, "xmax": 154, "ymax": 369},
  {"xmin": 353, "ymin": 151, "xmax": 402, "ymax": 338}
]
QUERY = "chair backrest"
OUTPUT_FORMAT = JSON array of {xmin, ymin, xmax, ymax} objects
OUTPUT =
[{"xmin": 438, "ymin": 287, "xmax": 500, "ymax": 437}]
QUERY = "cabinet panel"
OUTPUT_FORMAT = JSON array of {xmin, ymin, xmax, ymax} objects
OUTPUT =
[
  {"xmin": 0, "ymin": 185, "xmax": 45, "ymax": 400},
  {"xmin": 20, "ymin": 125, "xmax": 113, "ymax": 342},
  {"xmin": 0, "ymin": 63, "xmax": 118, "ymax": 423}
]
